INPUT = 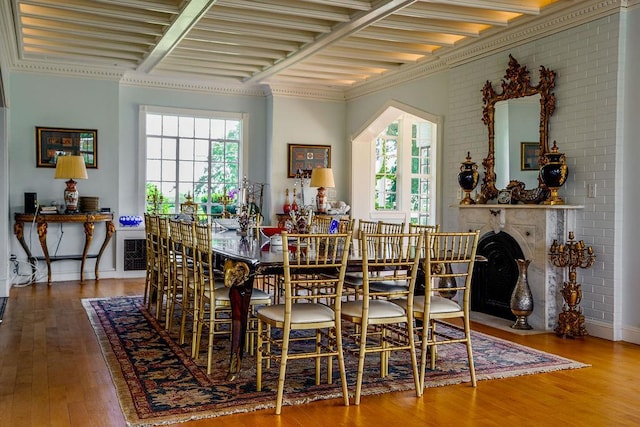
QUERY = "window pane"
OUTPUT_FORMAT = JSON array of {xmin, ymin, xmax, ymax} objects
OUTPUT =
[
  {"xmin": 179, "ymin": 116, "xmax": 194, "ymax": 137},
  {"xmin": 210, "ymin": 119, "xmax": 225, "ymax": 139},
  {"xmin": 162, "ymin": 138, "xmax": 177, "ymax": 160},
  {"xmin": 147, "ymin": 137, "xmax": 162, "ymax": 158},
  {"xmin": 194, "ymin": 118, "xmax": 210, "ymax": 138},
  {"xmin": 162, "ymin": 115, "xmax": 178, "ymax": 137},
  {"xmin": 147, "ymin": 159, "xmax": 161, "ymax": 180},
  {"xmin": 194, "ymin": 139, "xmax": 209, "ymax": 161},
  {"xmin": 146, "ymin": 114, "xmax": 162, "ymax": 135}
]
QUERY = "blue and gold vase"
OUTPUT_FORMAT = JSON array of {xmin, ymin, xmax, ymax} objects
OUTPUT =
[
  {"xmin": 458, "ymin": 152, "xmax": 479, "ymax": 205},
  {"xmin": 540, "ymin": 141, "xmax": 568, "ymax": 205}
]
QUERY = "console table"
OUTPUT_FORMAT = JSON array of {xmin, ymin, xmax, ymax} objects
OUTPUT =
[{"xmin": 14, "ymin": 213, "xmax": 115, "ymax": 285}]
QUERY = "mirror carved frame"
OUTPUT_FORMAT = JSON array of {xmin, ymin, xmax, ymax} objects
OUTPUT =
[{"xmin": 478, "ymin": 55, "xmax": 557, "ymax": 203}]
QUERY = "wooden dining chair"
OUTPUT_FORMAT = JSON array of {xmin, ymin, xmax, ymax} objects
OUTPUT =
[
  {"xmin": 189, "ymin": 223, "xmax": 268, "ymax": 373},
  {"xmin": 143, "ymin": 213, "xmax": 161, "ymax": 314},
  {"xmin": 176, "ymin": 220, "xmax": 199, "ymax": 347},
  {"xmin": 408, "ymin": 223, "xmax": 440, "ymax": 235},
  {"xmin": 395, "ymin": 230, "xmax": 480, "ymax": 390},
  {"xmin": 165, "ymin": 219, "xmax": 186, "ymax": 332},
  {"xmin": 378, "ymin": 220, "xmax": 405, "ymax": 234},
  {"xmin": 341, "ymin": 231, "xmax": 424, "ymax": 404},
  {"xmin": 156, "ymin": 216, "xmax": 174, "ymax": 329},
  {"xmin": 256, "ymin": 232, "xmax": 352, "ymax": 414}
]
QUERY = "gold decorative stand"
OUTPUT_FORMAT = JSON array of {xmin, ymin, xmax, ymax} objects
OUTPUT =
[{"xmin": 548, "ymin": 232, "xmax": 595, "ymax": 338}]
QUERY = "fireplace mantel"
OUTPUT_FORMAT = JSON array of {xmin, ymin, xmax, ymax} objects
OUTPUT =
[{"xmin": 456, "ymin": 204, "xmax": 583, "ymax": 331}]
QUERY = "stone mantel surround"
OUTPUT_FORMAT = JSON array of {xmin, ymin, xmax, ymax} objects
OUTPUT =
[{"xmin": 457, "ymin": 204, "xmax": 583, "ymax": 331}]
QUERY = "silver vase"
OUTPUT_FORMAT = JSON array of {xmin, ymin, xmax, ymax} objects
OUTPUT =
[{"xmin": 510, "ymin": 259, "xmax": 534, "ymax": 330}]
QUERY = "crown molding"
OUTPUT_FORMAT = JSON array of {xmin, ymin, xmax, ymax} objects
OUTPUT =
[
  {"xmin": 0, "ymin": 0, "xmax": 628, "ymax": 103},
  {"xmin": 11, "ymin": 61, "xmax": 125, "ymax": 82},
  {"xmin": 345, "ymin": 0, "xmax": 625, "ymax": 101},
  {"xmin": 120, "ymin": 71, "xmax": 267, "ymax": 97},
  {"xmin": 264, "ymin": 84, "xmax": 346, "ymax": 102}
]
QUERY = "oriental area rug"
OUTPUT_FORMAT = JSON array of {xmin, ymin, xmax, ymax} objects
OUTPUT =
[{"xmin": 83, "ymin": 296, "xmax": 588, "ymax": 427}]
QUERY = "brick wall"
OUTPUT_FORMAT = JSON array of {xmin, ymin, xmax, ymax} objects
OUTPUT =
[{"xmin": 445, "ymin": 14, "xmax": 621, "ymax": 334}]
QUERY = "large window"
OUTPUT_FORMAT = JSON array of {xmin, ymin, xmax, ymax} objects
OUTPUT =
[
  {"xmin": 374, "ymin": 115, "xmax": 435, "ymax": 225},
  {"xmin": 144, "ymin": 108, "xmax": 243, "ymax": 214}
]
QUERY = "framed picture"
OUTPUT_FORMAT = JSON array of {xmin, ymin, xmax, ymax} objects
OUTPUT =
[
  {"xmin": 36, "ymin": 127, "xmax": 98, "ymax": 168},
  {"xmin": 520, "ymin": 142, "xmax": 539, "ymax": 171},
  {"xmin": 287, "ymin": 144, "xmax": 331, "ymax": 178}
]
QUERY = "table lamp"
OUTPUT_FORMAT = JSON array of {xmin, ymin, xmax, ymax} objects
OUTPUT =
[
  {"xmin": 54, "ymin": 155, "xmax": 88, "ymax": 213},
  {"xmin": 310, "ymin": 167, "xmax": 334, "ymax": 213}
]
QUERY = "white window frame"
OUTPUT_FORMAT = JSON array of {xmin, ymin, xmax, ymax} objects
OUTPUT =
[{"xmin": 137, "ymin": 105, "xmax": 248, "ymax": 214}]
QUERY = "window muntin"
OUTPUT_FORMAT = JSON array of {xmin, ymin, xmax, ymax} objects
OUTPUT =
[
  {"xmin": 144, "ymin": 110, "xmax": 242, "ymax": 214},
  {"xmin": 374, "ymin": 116, "xmax": 435, "ymax": 225}
]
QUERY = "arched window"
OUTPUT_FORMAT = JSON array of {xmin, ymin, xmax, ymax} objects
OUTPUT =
[{"xmin": 352, "ymin": 104, "xmax": 439, "ymax": 226}]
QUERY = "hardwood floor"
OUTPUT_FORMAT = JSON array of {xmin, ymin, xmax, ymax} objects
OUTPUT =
[{"xmin": 1, "ymin": 278, "xmax": 639, "ymax": 427}]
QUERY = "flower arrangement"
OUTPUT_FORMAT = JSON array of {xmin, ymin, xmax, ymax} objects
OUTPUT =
[
  {"xmin": 237, "ymin": 205, "xmax": 251, "ymax": 234},
  {"xmin": 284, "ymin": 206, "xmax": 313, "ymax": 234}
]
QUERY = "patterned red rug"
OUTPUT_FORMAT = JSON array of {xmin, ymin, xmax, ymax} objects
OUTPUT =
[{"xmin": 83, "ymin": 296, "xmax": 588, "ymax": 426}]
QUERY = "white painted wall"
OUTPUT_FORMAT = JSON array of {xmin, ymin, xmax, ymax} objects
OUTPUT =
[
  {"xmin": 621, "ymin": 4, "xmax": 640, "ymax": 343},
  {"xmin": 117, "ymin": 84, "xmax": 269, "ymax": 217},
  {"xmin": 0, "ymin": 106, "xmax": 8, "ymax": 296},
  {"xmin": 7, "ymin": 74, "xmax": 120, "ymax": 282},
  {"xmin": 267, "ymin": 95, "xmax": 347, "ymax": 225}
]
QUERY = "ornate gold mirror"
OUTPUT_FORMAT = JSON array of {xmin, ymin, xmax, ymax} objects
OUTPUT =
[{"xmin": 477, "ymin": 55, "xmax": 556, "ymax": 203}]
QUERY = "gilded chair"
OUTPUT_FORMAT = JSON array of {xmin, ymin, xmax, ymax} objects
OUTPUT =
[
  {"xmin": 377, "ymin": 220, "xmax": 405, "ymax": 234},
  {"xmin": 312, "ymin": 215, "xmax": 333, "ymax": 234},
  {"xmin": 256, "ymin": 232, "xmax": 352, "ymax": 414},
  {"xmin": 166, "ymin": 219, "xmax": 186, "ymax": 332},
  {"xmin": 145, "ymin": 214, "xmax": 173, "ymax": 323},
  {"xmin": 143, "ymin": 213, "xmax": 160, "ymax": 313},
  {"xmin": 176, "ymin": 220, "xmax": 199, "ymax": 347},
  {"xmin": 347, "ymin": 220, "xmax": 406, "ymax": 296},
  {"xmin": 341, "ymin": 232, "xmax": 424, "ymax": 404},
  {"xmin": 156, "ymin": 216, "xmax": 174, "ymax": 329},
  {"xmin": 408, "ymin": 223, "xmax": 440, "ymax": 235},
  {"xmin": 195, "ymin": 222, "xmax": 272, "ymax": 359},
  {"xmin": 396, "ymin": 230, "xmax": 480, "ymax": 390}
]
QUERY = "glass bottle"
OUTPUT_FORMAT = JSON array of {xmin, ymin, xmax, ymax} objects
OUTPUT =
[
  {"xmin": 283, "ymin": 188, "xmax": 291, "ymax": 214},
  {"xmin": 291, "ymin": 188, "xmax": 299, "ymax": 212}
]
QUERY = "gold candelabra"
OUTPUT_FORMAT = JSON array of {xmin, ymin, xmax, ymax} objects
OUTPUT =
[
  {"xmin": 217, "ymin": 187, "xmax": 234, "ymax": 218},
  {"xmin": 548, "ymin": 232, "xmax": 595, "ymax": 338}
]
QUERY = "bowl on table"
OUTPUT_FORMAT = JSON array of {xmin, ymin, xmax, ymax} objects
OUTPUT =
[
  {"xmin": 260, "ymin": 227, "xmax": 286, "ymax": 245},
  {"xmin": 119, "ymin": 215, "xmax": 143, "ymax": 227},
  {"xmin": 214, "ymin": 218, "xmax": 240, "ymax": 230}
]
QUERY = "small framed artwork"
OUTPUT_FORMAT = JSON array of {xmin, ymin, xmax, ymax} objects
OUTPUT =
[
  {"xmin": 36, "ymin": 127, "xmax": 98, "ymax": 168},
  {"xmin": 520, "ymin": 142, "xmax": 539, "ymax": 171},
  {"xmin": 287, "ymin": 144, "xmax": 331, "ymax": 178}
]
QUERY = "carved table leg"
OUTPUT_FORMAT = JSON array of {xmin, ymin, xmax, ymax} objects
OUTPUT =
[
  {"xmin": 36, "ymin": 220, "xmax": 51, "ymax": 285},
  {"xmin": 94, "ymin": 220, "xmax": 115, "ymax": 282},
  {"xmin": 223, "ymin": 259, "xmax": 254, "ymax": 381},
  {"xmin": 81, "ymin": 219, "xmax": 96, "ymax": 285},
  {"xmin": 13, "ymin": 222, "xmax": 37, "ymax": 284}
]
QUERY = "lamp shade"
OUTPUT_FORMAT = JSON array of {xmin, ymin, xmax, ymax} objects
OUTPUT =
[
  {"xmin": 54, "ymin": 155, "xmax": 88, "ymax": 180},
  {"xmin": 310, "ymin": 168, "xmax": 335, "ymax": 188}
]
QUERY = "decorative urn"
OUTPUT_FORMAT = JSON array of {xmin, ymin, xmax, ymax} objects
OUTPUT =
[
  {"xmin": 457, "ymin": 152, "xmax": 479, "ymax": 205},
  {"xmin": 540, "ymin": 141, "xmax": 568, "ymax": 205}
]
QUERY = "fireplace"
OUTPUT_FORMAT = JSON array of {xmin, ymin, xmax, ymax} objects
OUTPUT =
[
  {"xmin": 472, "ymin": 231, "xmax": 524, "ymax": 320},
  {"xmin": 457, "ymin": 205, "xmax": 582, "ymax": 331}
]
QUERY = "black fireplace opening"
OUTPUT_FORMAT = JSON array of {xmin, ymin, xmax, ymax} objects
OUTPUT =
[{"xmin": 472, "ymin": 231, "xmax": 524, "ymax": 320}]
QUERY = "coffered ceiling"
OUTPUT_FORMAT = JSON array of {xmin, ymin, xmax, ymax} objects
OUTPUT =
[{"xmin": 1, "ymin": 0, "xmax": 573, "ymax": 91}]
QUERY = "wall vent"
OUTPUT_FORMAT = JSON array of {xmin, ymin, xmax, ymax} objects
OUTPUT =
[{"xmin": 123, "ymin": 239, "xmax": 146, "ymax": 271}]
